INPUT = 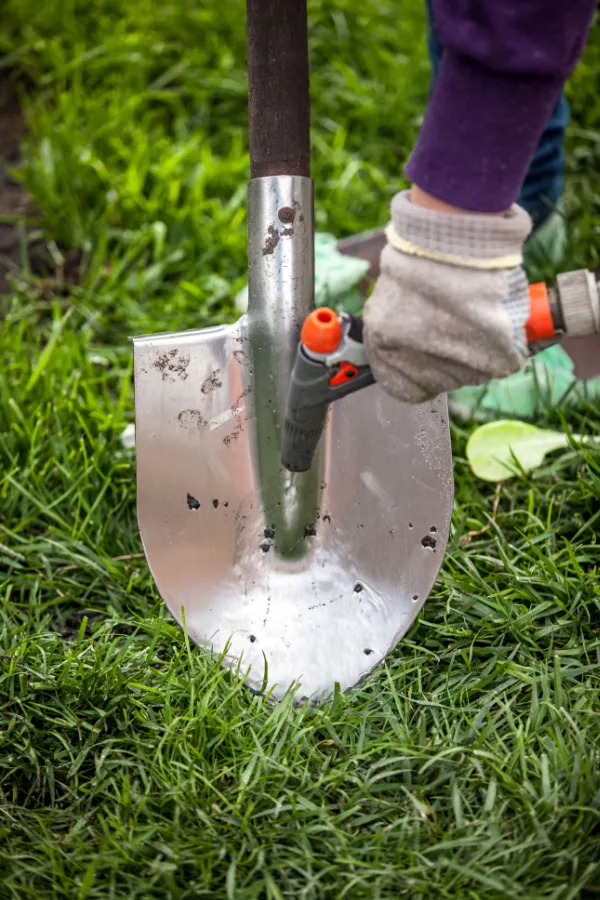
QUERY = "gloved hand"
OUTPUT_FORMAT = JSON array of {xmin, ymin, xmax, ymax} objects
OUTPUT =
[{"xmin": 363, "ymin": 191, "xmax": 533, "ymax": 404}]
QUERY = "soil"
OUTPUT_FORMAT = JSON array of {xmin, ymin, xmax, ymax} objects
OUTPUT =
[
  {"xmin": 0, "ymin": 82, "xmax": 34, "ymax": 293},
  {"xmin": 0, "ymin": 82, "xmax": 81, "ymax": 296}
]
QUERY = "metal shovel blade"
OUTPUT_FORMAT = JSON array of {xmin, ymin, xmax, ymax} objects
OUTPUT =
[{"xmin": 133, "ymin": 176, "xmax": 454, "ymax": 701}]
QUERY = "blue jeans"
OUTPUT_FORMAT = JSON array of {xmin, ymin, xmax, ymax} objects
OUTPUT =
[{"xmin": 425, "ymin": 3, "xmax": 568, "ymax": 229}]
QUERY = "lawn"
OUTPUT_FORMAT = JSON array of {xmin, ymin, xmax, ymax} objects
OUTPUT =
[{"xmin": 1, "ymin": 1, "xmax": 600, "ymax": 897}]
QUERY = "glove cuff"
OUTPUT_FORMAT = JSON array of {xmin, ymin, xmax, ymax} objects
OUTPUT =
[{"xmin": 387, "ymin": 191, "xmax": 532, "ymax": 270}]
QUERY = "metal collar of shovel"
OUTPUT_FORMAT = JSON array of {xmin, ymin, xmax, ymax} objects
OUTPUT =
[{"xmin": 131, "ymin": 0, "xmax": 454, "ymax": 702}]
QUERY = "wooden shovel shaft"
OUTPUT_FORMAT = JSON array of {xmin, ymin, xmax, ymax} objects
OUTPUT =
[{"xmin": 246, "ymin": 0, "xmax": 310, "ymax": 178}]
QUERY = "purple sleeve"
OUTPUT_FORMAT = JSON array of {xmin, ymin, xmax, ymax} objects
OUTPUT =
[{"xmin": 405, "ymin": 1, "xmax": 596, "ymax": 212}]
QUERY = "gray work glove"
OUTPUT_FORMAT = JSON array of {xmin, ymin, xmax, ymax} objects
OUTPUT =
[{"xmin": 363, "ymin": 191, "xmax": 533, "ymax": 404}]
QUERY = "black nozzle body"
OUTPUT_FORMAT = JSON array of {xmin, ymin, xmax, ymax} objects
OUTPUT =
[
  {"xmin": 281, "ymin": 346, "xmax": 374, "ymax": 472},
  {"xmin": 281, "ymin": 351, "xmax": 330, "ymax": 472}
]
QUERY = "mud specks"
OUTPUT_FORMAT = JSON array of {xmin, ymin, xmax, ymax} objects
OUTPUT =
[
  {"xmin": 231, "ymin": 387, "xmax": 252, "ymax": 413},
  {"xmin": 430, "ymin": 525, "xmax": 437, "ymax": 533},
  {"xmin": 261, "ymin": 527, "xmax": 275, "ymax": 553},
  {"xmin": 232, "ymin": 349, "xmax": 248, "ymax": 366},
  {"xmin": 304, "ymin": 524, "xmax": 317, "ymax": 538},
  {"xmin": 364, "ymin": 648, "xmax": 374, "ymax": 656},
  {"xmin": 249, "ymin": 634, "xmax": 257, "ymax": 643},
  {"xmin": 354, "ymin": 583, "xmax": 363, "ymax": 594},
  {"xmin": 224, "ymin": 502, "xmax": 229, "ymax": 508},
  {"xmin": 307, "ymin": 595, "xmax": 343, "ymax": 611},
  {"xmin": 262, "ymin": 225, "xmax": 280, "ymax": 256},
  {"xmin": 281, "ymin": 226, "xmax": 294, "ymax": 237},
  {"xmin": 186, "ymin": 493, "xmax": 200, "ymax": 511},
  {"xmin": 154, "ymin": 349, "xmax": 190, "ymax": 382},
  {"xmin": 278, "ymin": 206, "xmax": 296, "ymax": 224},
  {"xmin": 412, "ymin": 594, "xmax": 419, "ymax": 601},
  {"xmin": 223, "ymin": 393, "xmax": 246, "ymax": 445},
  {"xmin": 421, "ymin": 534, "xmax": 437, "ymax": 550},
  {"xmin": 201, "ymin": 369, "xmax": 222, "ymax": 395},
  {"xmin": 222, "ymin": 388, "xmax": 250, "ymax": 444},
  {"xmin": 212, "ymin": 499, "xmax": 219, "ymax": 509},
  {"xmin": 178, "ymin": 409, "xmax": 206, "ymax": 430},
  {"xmin": 223, "ymin": 424, "xmax": 243, "ymax": 447},
  {"xmin": 323, "ymin": 514, "xmax": 331, "ymax": 524},
  {"xmin": 408, "ymin": 522, "xmax": 414, "ymax": 529},
  {"xmin": 263, "ymin": 597, "xmax": 271, "ymax": 627}
]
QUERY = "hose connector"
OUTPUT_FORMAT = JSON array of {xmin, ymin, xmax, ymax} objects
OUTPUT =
[{"xmin": 556, "ymin": 269, "xmax": 600, "ymax": 336}]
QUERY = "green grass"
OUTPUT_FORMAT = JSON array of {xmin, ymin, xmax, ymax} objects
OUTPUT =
[{"xmin": 1, "ymin": 1, "xmax": 600, "ymax": 897}]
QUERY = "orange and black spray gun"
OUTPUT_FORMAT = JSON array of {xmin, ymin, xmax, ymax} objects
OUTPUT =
[{"xmin": 281, "ymin": 269, "xmax": 600, "ymax": 473}]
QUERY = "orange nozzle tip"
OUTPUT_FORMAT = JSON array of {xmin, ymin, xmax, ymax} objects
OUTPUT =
[
  {"xmin": 526, "ymin": 282, "xmax": 555, "ymax": 343},
  {"xmin": 301, "ymin": 308, "xmax": 342, "ymax": 354}
]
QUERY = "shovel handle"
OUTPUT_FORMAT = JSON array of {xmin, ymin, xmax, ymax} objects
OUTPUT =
[{"xmin": 246, "ymin": 0, "xmax": 310, "ymax": 179}]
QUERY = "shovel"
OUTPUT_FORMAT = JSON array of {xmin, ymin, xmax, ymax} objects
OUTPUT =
[{"xmin": 132, "ymin": 0, "xmax": 454, "ymax": 702}]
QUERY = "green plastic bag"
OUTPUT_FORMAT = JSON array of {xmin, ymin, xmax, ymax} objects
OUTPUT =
[{"xmin": 449, "ymin": 344, "xmax": 600, "ymax": 421}]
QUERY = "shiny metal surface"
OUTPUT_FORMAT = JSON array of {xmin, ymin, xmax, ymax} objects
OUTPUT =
[
  {"xmin": 133, "ymin": 174, "xmax": 454, "ymax": 701},
  {"xmin": 133, "ymin": 343, "xmax": 453, "ymax": 701},
  {"xmin": 246, "ymin": 176, "xmax": 320, "ymax": 558}
]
